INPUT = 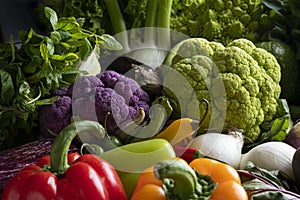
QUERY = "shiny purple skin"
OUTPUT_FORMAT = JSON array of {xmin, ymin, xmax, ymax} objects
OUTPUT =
[
  {"xmin": 292, "ymin": 147, "xmax": 300, "ymax": 190},
  {"xmin": 285, "ymin": 122, "xmax": 300, "ymax": 149}
]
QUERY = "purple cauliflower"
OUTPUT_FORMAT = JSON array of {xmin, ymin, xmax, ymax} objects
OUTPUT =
[
  {"xmin": 38, "ymin": 70, "xmax": 151, "ymax": 136},
  {"xmin": 38, "ymin": 95, "xmax": 72, "ymax": 136}
]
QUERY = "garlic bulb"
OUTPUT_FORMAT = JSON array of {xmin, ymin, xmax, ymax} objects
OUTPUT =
[
  {"xmin": 240, "ymin": 141, "xmax": 296, "ymax": 180},
  {"xmin": 188, "ymin": 131, "xmax": 244, "ymax": 168}
]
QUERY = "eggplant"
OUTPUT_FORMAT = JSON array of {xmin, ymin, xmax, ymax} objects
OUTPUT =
[
  {"xmin": 285, "ymin": 122, "xmax": 300, "ymax": 149},
  {"xmin": 292, "ymin": 147, "xmax": 300, "ymax": 190},
  {"xmin": 0, "ymin": 139, "xmax": 78, "ymax": 195}
]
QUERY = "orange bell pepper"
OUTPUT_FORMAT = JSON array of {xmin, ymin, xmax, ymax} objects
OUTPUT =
[
  {"xmin": 131, "ymin": 166, "xmax": 164, "ymax": 200},
  {"xmin": 131, "ymin": 158, "xmax": 216, "ymax": 200},
  {"xmin": 189, "ymin": 158, "xmax": 248, "ymax": 200},
  {"xmin": 132, "ymin": 157, "xmax": 248, "ymax": 200}
]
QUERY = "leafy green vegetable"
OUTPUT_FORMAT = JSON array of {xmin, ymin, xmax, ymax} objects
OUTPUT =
[
  {"xmin": 238, "ymin": 162, "xmax": 300, "ymax": 199},
  {"xmin": 243, "ymin": 99, "xmax": 292, "ymax": 152},
  {"xmin": 261, "ymin": 0, "xmax": 300, "ymax": 60},
  {"xmin": 0, "ymin": 70, "xmax": 14, "ymax": 104},
  {"xmin": 0, "ymin": 7, "xmax": 121, "ymax": 150},
  {"xmin": 260, "ymin": 0, "xmax": 300, "ymax": 107},
  {"xmin": 40, "ymin": 0, "xmax": 112, "ymax": 35}
]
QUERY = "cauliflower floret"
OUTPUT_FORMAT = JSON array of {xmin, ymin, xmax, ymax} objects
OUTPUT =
[
  {"xmin": 163, "ymin": 38, "xmax": 281, "ymax": 141},
  {"xmin": 67, "ymin": 75, "xmax": 104, "ymax": 97},
  {"xmin": 228, "ymin": 39, "xmax": 281, "ymax": 121},
  {"xmin": 38, "ymin": 71, "xmax": 150, "ymax": 136},
  {"xmin": 38, "ymin": 96, "xmax": 72, "ymax": 136},
  {"xmin": 94, "ymin": 87, "xmax": 131, "ymax": 134}
]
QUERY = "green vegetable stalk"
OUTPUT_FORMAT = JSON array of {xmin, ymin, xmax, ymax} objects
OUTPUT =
[
  {"xmin": 118, "ymin": 104, "xmax": 168, "ymax": 144},
  {"xmin": 154, "ymin": 159, "xmax": 216, "ymax": 199},
  {"xmin": 103, "ymin": 0, "xmax": 174, "ymax": 68},
  {"xmin": 50, "ymin": 120, "xmax": 106, "ymax": 173}
]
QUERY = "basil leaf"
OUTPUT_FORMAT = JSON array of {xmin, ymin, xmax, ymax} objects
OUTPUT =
[
  {"xmin": 0, "ymin": 70, "xmax": 14, "ymax": 104},
  {"xmin": 98, "ymin": 34, "xmax": 123, "ymax": 50},
  {"xmin": 44, "ymin": 7, "xmax": 58, "ymax": 30},
  {"xmin": 78, "ymin": 38, "xmax": 93, "ymax": 61},
  {"xmin": 27, "ymin": 60, "xmax": 52, "ymax": 83},
  {"xmin": 50, "ymin": 31, "xmax": 61, "ymax": 44},
  {"xmin": 70, "ymin": 32, "xmax": 92, "ymax": 40},
  {"xmin": 24, "ymin": 28, "xmax": 34, "ymax": 45},
  {"xmin": 35, "ymin": 96, "xmax": 59, "ymax": 106},
  {"xmin": 23, "ymin": 55, "xmax": 41, "ymax": 73},
  {"xmin": 51, "ymin": 53, "xmax": 79, "ymax": 61},
  {"xmin": 46, "ymin": 38, "xmax": 55, "ymax": 55},
  {"xmin": 40, "ymin": 43, "xmax": 50, "ymax": 60},
  {"xmin": 56, "ymin": 17, "xmax": 80, "ymax": 31}
]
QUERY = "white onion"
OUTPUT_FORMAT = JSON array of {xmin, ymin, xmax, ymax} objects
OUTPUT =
[
  {"xmin": 240, "ymin": 141, "xmax": 296, "ymax": 180},
  {"xmin": 188, "ymin": 131, "xmax": 244, "ymax": 168}
]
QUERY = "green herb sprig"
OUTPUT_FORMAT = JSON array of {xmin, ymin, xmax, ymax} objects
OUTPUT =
[{"xmin": 0, "ymin": 7, "xmax": 121, "ymax": 150}]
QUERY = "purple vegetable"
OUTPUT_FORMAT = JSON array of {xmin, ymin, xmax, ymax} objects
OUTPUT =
[
  {"xmin": 68, "ymin": 75, "xmax": 104, "ymax": 97},
  {"xmin": 39, "ymin": 96, "xmax": 72, "ymax": 136},
  {"xmin": 284, "ymin": 122, "xmax": 300, "ymax": 149},
  {"xmin": 238, "ymin": 162, "xmax": 300, "ymax": 199},
  {"xmin": 38, "ymin": 70, "xmax": 150, "ymax": 136},
  {"xmin": 52, "ymin": 87, "xmax": 69, "ymax": 96},
  {"xmin": 292, "ymin": 148, "xmax": 300, "ymax": 190}
]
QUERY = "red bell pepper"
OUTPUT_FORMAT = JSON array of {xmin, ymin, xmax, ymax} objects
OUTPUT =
[
  {"xmin": 2, "ymin": 120, "xmax": 127, "ymax": 200},
  {"xmin": 172, "ymin": 145, "xmax": 205, "ymax": 163}
]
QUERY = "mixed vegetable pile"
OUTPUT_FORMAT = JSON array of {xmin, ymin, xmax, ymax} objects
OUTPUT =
[{"xmin": 1, "ymin": 0, "xmax": 300, "ymax": 199}]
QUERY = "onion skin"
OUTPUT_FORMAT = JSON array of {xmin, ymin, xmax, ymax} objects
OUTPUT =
[
  {"xmin": 240, "ymin": 141, "xmax": 296, "ymax": 180},
  {"xmin": 188, "ymin": 132, "xmax": 244, "ymax": 169},
  {"xmin": 285, "ymin": 122, "xmax": 300, "ymax": 149}
]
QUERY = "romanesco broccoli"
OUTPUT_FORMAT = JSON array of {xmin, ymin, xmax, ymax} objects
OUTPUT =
[
  {"xmin": 170, "ymin": 0, "xmax": 272, "ymax": 45},
  {"xmin": 162, "ymin": 38, "xmax": 281, "ymax": 142}
]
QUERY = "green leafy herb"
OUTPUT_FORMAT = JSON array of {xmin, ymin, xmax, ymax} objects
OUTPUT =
[
  {"xmin": 40, "ymin": 0, "xmax": 111, "ymax": 35},
  {"xmin": 0, "ymin": 7, "xmax": 121, "ymax": 150}
]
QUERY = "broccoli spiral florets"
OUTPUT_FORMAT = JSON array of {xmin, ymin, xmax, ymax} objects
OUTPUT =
[{"xmin": 170, "ymin": 0, "xmax": 270, "ymax": 45}]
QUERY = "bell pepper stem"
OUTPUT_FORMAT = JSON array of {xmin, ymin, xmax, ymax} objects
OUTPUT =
[
  {"xmin": 154, "ymin": 159, "xmax": 198, "ymax": 198},
  {"xmin": 153, "ymin": 159, "xmax": 216, "ymax": 199},
  {"xmin": 50, "ymin": 120, "xmax": 105, "ymax": 174}
]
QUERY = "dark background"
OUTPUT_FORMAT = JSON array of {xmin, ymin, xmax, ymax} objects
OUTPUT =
[{"xmin": 0, "ymin": 0, "xmax": 44, "ymax": 42}]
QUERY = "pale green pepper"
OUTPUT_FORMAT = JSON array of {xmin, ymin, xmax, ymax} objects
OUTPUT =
[{"xmin": 99, "ymin": 138, "xmax": 176, "ymax": 198}]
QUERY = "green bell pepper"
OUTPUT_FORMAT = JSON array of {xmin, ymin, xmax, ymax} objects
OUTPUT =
[{"xmin": 99, "ymin": 138, "xmax": 176, "ymax": 198}]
